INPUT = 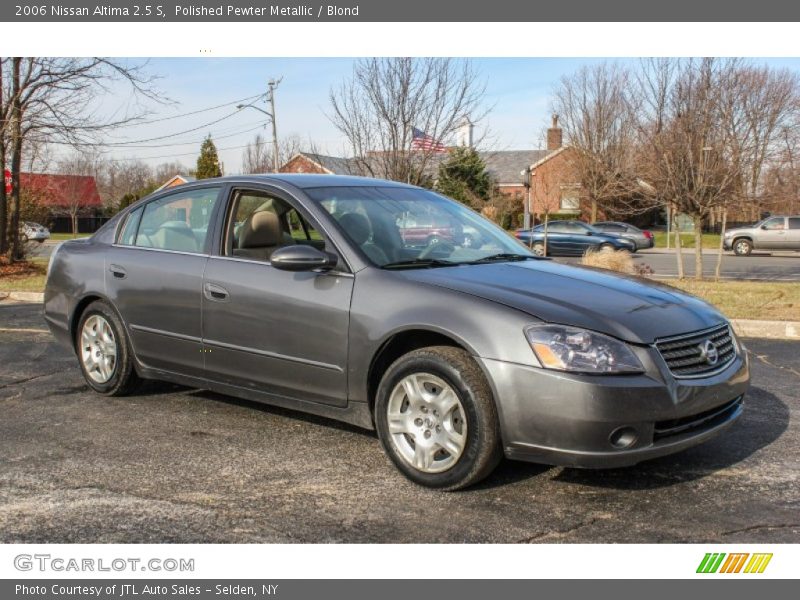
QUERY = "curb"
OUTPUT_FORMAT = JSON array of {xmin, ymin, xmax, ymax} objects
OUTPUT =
[
  {"xmin": 1, "ymin": 292, "xmax": 797, "ymax": 340},
  {"xmin": 0, "ymin": 291, "xmax": 44, "ymax": 303},
  {"xmin": 731, "ymin": 319, "xmax": 799, "ymax": 340}
]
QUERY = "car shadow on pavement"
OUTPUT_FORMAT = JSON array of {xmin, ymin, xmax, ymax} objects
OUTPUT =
[
  {"xmin": 552, "ymin": 386, "xmax": 789, "ymax": 490},
  {"xmin": 187, "ymin": 389, "xmax": 378, "ymax": 438}
]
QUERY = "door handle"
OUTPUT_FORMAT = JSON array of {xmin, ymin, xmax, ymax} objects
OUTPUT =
[
  {"xmin": 109, "ymin": 264, "xmax": 127, "ymax": 279},
  {"xmin": 204, "ymin": 283, "xmax": 230, "ymax": 302}
]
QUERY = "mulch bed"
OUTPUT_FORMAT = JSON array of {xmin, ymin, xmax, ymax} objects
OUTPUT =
[{"xmin": 0, "ymin": 257, "xmax": 46, "ymax": 279}]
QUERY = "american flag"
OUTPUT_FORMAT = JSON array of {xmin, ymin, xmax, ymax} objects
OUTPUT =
[{"xmin": 411, "ymin": 127, "xmax": 448, "ymax": 152}]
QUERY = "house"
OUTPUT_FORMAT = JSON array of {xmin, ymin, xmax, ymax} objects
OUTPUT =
[
  {"xmin": 19, "ymin": 172, "xmax": 104, "ymax": 233},
  {"xmin": 156, "ymin": 174, "xmax": 196, "ymax": 191}
]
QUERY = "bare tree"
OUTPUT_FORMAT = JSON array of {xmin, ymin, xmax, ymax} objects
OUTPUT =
[
  {"xmin": 0, "ymin": 57, "xmax": 162, "ymax": 259},
  {"xmin": 328, "ymin": 58, "xmax": 487, "ymax": 185},
  {"xmin": 241, "ymin": 132, "xmax": 302, "ymax": 174},
  {"xmin": 552, "ymin": 63, "xmax": 646, "ymax": 222},
  {"xmin": 56, "ymin": 152, "xmax": 102, "ymax": 234},
  {"xmin": 639, "ymin": 58, "xmax": 741, "ymax": 280}
]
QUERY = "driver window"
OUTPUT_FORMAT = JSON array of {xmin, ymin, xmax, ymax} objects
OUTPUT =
[
  {"xmin": 225, "ymin": 190, "xmax": 322, "ymax": 262},
  {"xmin": 763, "ymin": 218, "xmax": 785, "ymax": 230}
]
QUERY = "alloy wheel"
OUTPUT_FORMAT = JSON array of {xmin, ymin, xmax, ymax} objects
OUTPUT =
[
  {"xmin": 80, "ymin": 315, "xmax": 118, "ymax": 383},
  {"xmin": 386, "ymin": 372, "xmax": 468, "ymax": 474}
]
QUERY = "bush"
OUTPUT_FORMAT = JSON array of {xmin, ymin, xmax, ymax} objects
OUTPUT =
[{"xmin": 581, "ymin": 246, "xmax": 654, "ymax": 278}]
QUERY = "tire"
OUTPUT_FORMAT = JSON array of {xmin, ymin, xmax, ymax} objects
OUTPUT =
[
  {"xmin": 733, "ymin": 238, "xmax": 753, "ymax": 256},
  {"xmin": 599, "ymin": 243, "xmax": 615, "ymax": 252},
  {"xmin": 374, "ymin": 346, "xmax": 502, "ymax": 491},
  {"xmin": 75, "ymin": 300, "xmax": 141, "ymax": 396},
  {"xmin": 532, "ymin": 241, "xmax": 546, "ymax": 257}
]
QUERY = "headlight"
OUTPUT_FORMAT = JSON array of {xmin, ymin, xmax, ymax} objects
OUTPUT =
[{"xmin": 525, "ymin": 324, "xmax": 644, "ymax": 374}]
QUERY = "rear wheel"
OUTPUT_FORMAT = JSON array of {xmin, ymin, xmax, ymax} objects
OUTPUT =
[
  {"xmin": 733, "ymin": 238, "xmax": 753, "ymax": 256},
  {"xmin": 76, "ymin": 300, "xmax": 141, "ymax": 396},
  {"xmin": 599, "ymin": 243, "xmax": 615, "ymax": 252},
  {"xmin": 375, "ymin": 346, "xmax": 502, "ymax": 490},
  {"xmin": 532, "ymin": 241, "xmax": 546, "ymax": 257}
]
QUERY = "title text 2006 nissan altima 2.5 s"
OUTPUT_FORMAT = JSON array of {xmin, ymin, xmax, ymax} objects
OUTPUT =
[{"xmin": 44, "ymin": 175, "xmax": 749, "ymax": 490}]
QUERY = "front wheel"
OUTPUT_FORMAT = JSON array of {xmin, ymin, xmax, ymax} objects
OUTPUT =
[
  {"xmin": 76, "ymin": 300, "xmax": 141, "ymax": 396},
  {"xmin": 733, "ymin": 238, "xmax": 753, "ymax": 256},
  {"xmin": 375, "ymin": 346, "xmax": 502, "ymax": 490},
  {"xmin": 531, "ymin": 241, "xmax": 546, "ymax": 257}
]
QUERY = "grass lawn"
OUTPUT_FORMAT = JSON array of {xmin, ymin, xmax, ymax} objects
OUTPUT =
[
  {"xmin": 49, "ymin": 233, "xmax": 90, "ymax": 241},
  {"xmin": 667, "ymin": 279, "xmax": 800, "ymax": 321},
  {"xmin": 653, "ymin": 231, "xmax": 721, "ymax": 249}
]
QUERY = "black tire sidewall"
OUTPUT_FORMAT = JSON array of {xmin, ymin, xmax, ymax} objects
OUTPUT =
[
  {"xmin": 75, "ymin": 301, "xmax": 137, "ymax": 395},
  {"xmin": 375, "ymin": 350, "xmax": 494, "ymax": 489}
]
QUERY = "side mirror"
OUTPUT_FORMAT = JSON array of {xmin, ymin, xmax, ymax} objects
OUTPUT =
[
  {"xmin": 270, "ymin": 245, "xmax": 338, "ymax": 272},
  {"xmin": 586, "ymin": 231, "xmax": 593, "ymax": 236},
  {"xmin": 760, "ymin": 224, "xmax": 768, "ymax": 230}
]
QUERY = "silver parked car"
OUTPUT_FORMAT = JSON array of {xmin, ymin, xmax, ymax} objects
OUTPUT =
[
  {"xmin": 44, "ymin": 175, "xmax": 749, "ymax": 490},
  {"xmin": 593, "ymin": 221, "xmax": 655, "ymax": 250},
  {"xmin": 21, "ymin": 221, "xmax": 50, "ymax": 243},
  {"xmin": 723, "ymin": 216, "xmax": 800, "ymax": 255}
]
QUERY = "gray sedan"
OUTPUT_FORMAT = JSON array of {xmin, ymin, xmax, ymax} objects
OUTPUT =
[{"xmin": 44, "ymin": 175, "xmax": 749, "ymax": 490}]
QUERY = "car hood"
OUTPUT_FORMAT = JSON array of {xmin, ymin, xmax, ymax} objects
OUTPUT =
[{"xmin": 400, "ymin": 260, "xmax": 726, "ymax": 344}]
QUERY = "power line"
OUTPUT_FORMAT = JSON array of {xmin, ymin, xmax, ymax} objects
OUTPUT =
[
  {"xmin": 104, "ymin": 138, "xmax": 268, "ymax": 163},
  {"xmin": 112, "ymin": 92, "xmax": 265, "ymax": 127},
  {"xmin": 97, "ymin": 110, "xmax": 246, "ymax": 146}
]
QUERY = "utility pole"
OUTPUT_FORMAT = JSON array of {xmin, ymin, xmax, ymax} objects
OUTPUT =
[
  {"xmin": 267, "ymin": 77, "xmax": 282, "ymax": 172},
  {"xmin": 238, "ymin": 76, "xmax": 283, "ymax": 172}
]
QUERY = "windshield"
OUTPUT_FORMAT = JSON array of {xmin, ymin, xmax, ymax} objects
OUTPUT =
[{"xmin": 305, "ymin": 186, "xmax": 532, "ymax": 267}]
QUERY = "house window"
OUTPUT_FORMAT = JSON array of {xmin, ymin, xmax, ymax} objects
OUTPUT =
[{"xmin": 560, "ymin": 185, "xmax": 581, "ymax": 213}]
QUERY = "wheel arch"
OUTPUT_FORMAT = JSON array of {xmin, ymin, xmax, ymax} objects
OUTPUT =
[{"xmin": 366, "ymin": 327, "xmax": 475, "ymax": 415}]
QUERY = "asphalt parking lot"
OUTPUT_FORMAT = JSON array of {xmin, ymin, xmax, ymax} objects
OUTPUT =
[{"xmin": 0, "ymin": 300, "xmax": 798, "ymax": 543}]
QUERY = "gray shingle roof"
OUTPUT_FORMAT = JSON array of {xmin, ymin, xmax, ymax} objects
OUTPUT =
[
  {"xmin": 293, "ymin": 149, "xmax": 554, "ymax": 185},
  {"xmin": 478, "ymin": 150, "xmax": 550, "ymax": 185}
]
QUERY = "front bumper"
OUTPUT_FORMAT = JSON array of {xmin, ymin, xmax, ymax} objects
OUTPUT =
[{"xmin": 478, "ymin": 347, "xmax": 749, "ymax": 468}]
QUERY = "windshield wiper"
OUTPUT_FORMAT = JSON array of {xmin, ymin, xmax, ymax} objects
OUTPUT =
[
  {"xmin": 381, "ymin": 258, "xmax": 458, "ymax": 270},
  {"xmin": 466, "ymin": 253, "xmax": 534, "ymax": 264}
]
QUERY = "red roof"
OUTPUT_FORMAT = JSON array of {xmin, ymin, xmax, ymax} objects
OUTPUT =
[{"xmin": 20, "ymin": 172, "xmax": 102, "ymax": 208}]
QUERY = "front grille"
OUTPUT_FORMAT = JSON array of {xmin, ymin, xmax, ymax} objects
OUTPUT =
[
  {"xmin": 653, "ymin": 396, "xmax": 743, "ymax": 441},
  {"xmin": 655, "ymin": 323, "xmax": 737, "ymax": 378}
]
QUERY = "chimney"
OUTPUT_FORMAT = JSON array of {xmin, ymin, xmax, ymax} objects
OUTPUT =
[
  {"xmin": 547, "ymin": 114, "xmax": 562, "ymax": 151},
  {"xmin": 458, "ymin": 117, "xmax": 474, "ymax": 148}
]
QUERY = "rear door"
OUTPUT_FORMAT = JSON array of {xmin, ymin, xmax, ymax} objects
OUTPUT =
[
  {"xmin": 201, "ymin": 185, "xmax": 354, "ymax": 407},
  {"xmin": 786, "ymin": 217, "xmax": 800, "ymax": 249},
  {"xmin": 106, "ymin": 185, "xmax": 222, "ymax": 378}
]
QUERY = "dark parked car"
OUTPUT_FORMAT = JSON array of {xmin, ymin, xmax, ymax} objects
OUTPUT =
[
  {"xmin": 515, "ymin": 220, "xmax": 637, "ymax": 256},
  {"xmin": 45, "ymin": 175, "xmax": 748, "ymax": 490},
  {"xmin": 593, "ymin": 221, "xmax": 654, "ymax": 250}
]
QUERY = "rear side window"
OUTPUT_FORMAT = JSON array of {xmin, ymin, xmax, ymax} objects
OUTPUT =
[
  {"xmin": 118, "ymin": 207, "xmax": 143, "ymax": 246},
  {"xmin": 136, "ymin": 187, "xmax": 221, "ymax": 253},
  {"xmin": 789, "ymin": 217, "xmax": 800, "ymax": 230}
]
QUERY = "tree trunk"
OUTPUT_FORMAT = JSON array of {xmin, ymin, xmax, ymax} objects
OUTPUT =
[
  {"xmin": 715, "ymin": 209, "xmax": 727, "ymax": 281},
  {"xmin": 543, "ymin": 211, "xmax": 550, "ymax": 255},
  {"xmin": 71, "ymin": 213, "xmax": 78, "ymax": 236},
  {"xmin": 9, "ymin": 58, "xmax": 23, "ymax": 261},
  {"xmin": 674, "ymin": 226, "xmax": 684, "ymax": 279},
  {"xmin": 590, "ymin": 198, "xmax": 598, "ymax": 224},
  {"xmin": 693, "ymin": 216, "xmax": 704, "ymax": 281},
  {"xmin": 0, "ymin": 58, "xmax": 6, "ymax": 255}
]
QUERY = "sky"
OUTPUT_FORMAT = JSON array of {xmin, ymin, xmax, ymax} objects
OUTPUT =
[{"xmin": 75, "ymin": 57, "xmax": 800, "ymax": 177}]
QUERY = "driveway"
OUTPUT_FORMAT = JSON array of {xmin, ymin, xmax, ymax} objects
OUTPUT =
[{"xmin": 0, "ymin": 300, "xmax": 797, "ymax": 543}]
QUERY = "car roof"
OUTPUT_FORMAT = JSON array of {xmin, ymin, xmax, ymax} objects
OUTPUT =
[{"xmin": 190, "ymin": 173, "xmax": 418, "ymax": 191}]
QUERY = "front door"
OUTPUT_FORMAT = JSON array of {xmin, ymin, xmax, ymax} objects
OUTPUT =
[
  {"xmin": 756, "ymin": 217, "xmax": 788, "ymax": 249},
  {"xmin": 202, "ymin": 186, "xmax": 353, "ymax": 407},
  {"xmin": 106, "ymin": 185, "xmax": 222, "ymax": 378}
]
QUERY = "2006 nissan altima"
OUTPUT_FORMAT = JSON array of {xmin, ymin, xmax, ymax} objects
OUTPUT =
[{"xmin": 44, "ymin": 175, "xmax": 749, "ymax": 490}]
